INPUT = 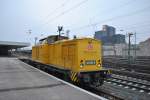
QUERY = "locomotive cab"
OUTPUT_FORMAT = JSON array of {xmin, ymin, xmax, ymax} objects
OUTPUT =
[
  {"xmin": 75, "ymin": 38, "xmax": 110, "ymax": 85},
  {"xmin": 77, "ymin": 38, "xmax": 102, "ymax": 72}
]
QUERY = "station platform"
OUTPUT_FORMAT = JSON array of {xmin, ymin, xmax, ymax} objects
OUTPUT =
[{"xmin": 0, "ymin": 57, "xmax": 106, "ymax": 100}]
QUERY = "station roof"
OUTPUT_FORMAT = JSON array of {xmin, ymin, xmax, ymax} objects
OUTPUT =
[{"xmin": 0, "ymin": 41, "xmax": 30, "ymax": 49}]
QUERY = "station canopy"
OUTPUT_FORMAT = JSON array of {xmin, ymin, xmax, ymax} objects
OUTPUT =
[
  {"xmin": 0, "ymin": 41, "xmax": 30, "ymax": 55},
  {"xmin": 0, "ymin": 41, "xmax": 30, "ymax": 49}
]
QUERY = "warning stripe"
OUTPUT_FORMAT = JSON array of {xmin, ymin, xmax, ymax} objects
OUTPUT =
[
  {"xmin": 71, "ymin": 72, "xmax": 74, "ymax": 81},
  {"xmin": 72, "ymin": 73, "xmax": 76, "ymax": 80},
  {"xmin": 108, "ymin": 70, "xmax": 112, "ymax": 74},
  {"xmin": 71, "ymin": 72, "xmax": 79, "ymax": 82},
  {"xmin": 73, "ymin": 76, "xmax": 77, "ymax": 82}
]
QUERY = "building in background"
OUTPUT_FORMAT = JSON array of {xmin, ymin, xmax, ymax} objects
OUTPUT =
[
  {"xmin": 94, "ymin": 25, "xmax": 150, "ymax": 57},
  {"xmin": 94, "ymin": 25, "xmax": 125, "ymax": 44},
  {"xmin": 102, "ymin": 25, "xmax": 115, "ymax": 36},
  {"xmin": 112, "ymin": 34, "xmax": 126, "ymax": 44},
  {"xmin": 136, "ymin": 38, "xmax": 150, "ymax": 56}
]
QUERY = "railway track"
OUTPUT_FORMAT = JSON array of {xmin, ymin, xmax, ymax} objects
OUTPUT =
[
  {"xmin": 103, "ymin": 61, "xmax": 150, "ymax": 74},
  {"xmin": 106, "ymin": 74, "xmax": 150, "ymax": 95},
  {"xmin": 103, "ymin": 56, "xmax": 150, "ymax": 74},
  {"xmin": 81, "ymin": 84, "xmax": 124, "ymax": 100},
  {"xmin": 111, "ymin": 69, "xmax": 150, "ymax": 81},
  {"xmin": 19, "ymin": 57, "xmax": 150, "ymax": 100},
  {"xmin": 86, "ymin": 73, "xmax": 150, "ymax": 100},
  {"xmin": 20, "ymin": 58, "xmax": 123, "ymax": 100}
]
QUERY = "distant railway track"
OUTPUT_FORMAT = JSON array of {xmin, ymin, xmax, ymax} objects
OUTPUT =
[
  {"xmin": 106, "ymin": 74, "xmax": 150, "ymax": 95},
  {"xmin": 109, "ymin": 68, "xmax": 150, "ymax": 82},
  {"xmin": 103, "ymin": 59, "xmax": 150, "ymax": 74}
]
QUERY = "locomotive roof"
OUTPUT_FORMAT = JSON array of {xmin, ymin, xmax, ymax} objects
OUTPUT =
[
  {"xmin": 38, "ymin": 35, "xmax": 101, "ymax": 45},
  {"xmin": 54, "ymin": 37, "xmax": 101, "ymax": 44},
  {"xmin": 39, "ymin": 35, "xmax": 68, "ymax": 41}
]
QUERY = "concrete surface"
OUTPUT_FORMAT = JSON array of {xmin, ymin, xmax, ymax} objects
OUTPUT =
[{"xmin": 0, "ymin": 57, "xmax": 104, "ymax": 100}]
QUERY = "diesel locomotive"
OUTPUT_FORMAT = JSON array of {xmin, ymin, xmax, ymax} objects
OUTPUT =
[{"xmin": 32, "ymin": 35, "xmax": 111, "ymax": 86}]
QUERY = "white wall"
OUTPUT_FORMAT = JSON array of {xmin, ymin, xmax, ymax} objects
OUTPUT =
[
  {"xmin": 102, "ymin": 39, "xmax": 150, "ymax": 57},
  {"xmin": 102, "ymin": 44, "xmax": 127, "ymax": 56}
]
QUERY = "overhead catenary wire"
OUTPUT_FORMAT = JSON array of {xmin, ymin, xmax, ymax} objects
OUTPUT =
[
  {"xmin": 41, "ymin": 0, "xmax": 89, "ymax": 28},
  {"xmin": 116, "ymin": 21, "xmax": 150, "ymax": 30},
  {"xmin": 31, "ymin": 0, "xmax": 150, "ymax": 43},
  {"xmin": 65, "ymin": 0, "xmax": 141, "ymax": 35},
  {"xmin": 92, "ymin": 0, "xmax": 138, "ymax": 19},
  {"xmin": 65, "ymin": 0, "xmax": 137, "ymax": 32},
  {"xmin": 70, "ymin": 5, "xmax": 150, "ymax": 31},
  {"xmin": 33, "ymin": 0, "xmax": 70, "ymax": 30},
  {"xmin": 88, "ymin": 0, "xmax": 136, "ymax": 32},
  {"xmin": 40, "ymin": 0, "xmax": 70, "ymax": 24}
]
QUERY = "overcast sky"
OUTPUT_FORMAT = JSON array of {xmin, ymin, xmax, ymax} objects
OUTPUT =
[{"xmin": 0, "ymin": 0, "xmax": 150, "ymax": 45}]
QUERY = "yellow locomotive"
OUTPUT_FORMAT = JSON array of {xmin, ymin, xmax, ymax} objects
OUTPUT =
[{"xmin": 32, "ymin": 35, "xmax": 110, "ymax": 85}]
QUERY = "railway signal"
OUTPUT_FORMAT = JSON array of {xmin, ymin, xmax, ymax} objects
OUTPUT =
[{"xmin": 128, "ymin": 33, "xmax": 133, "ymax": 66}]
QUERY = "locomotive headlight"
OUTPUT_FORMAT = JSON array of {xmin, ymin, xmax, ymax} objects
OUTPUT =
[
  {"xmin": 97, "ymin": 59, "xmax": 101, "ymax": 67},
  {"xmin": 97, "ymin": 64, "xmax": 100, "ymax": 67},
  {"xmin": 80, "ymin": 63, "xmax": 84, "ymax": 68},
  {"xmin": 80, "ymin": 60, "xmax": 84, "ymax": 68}
]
